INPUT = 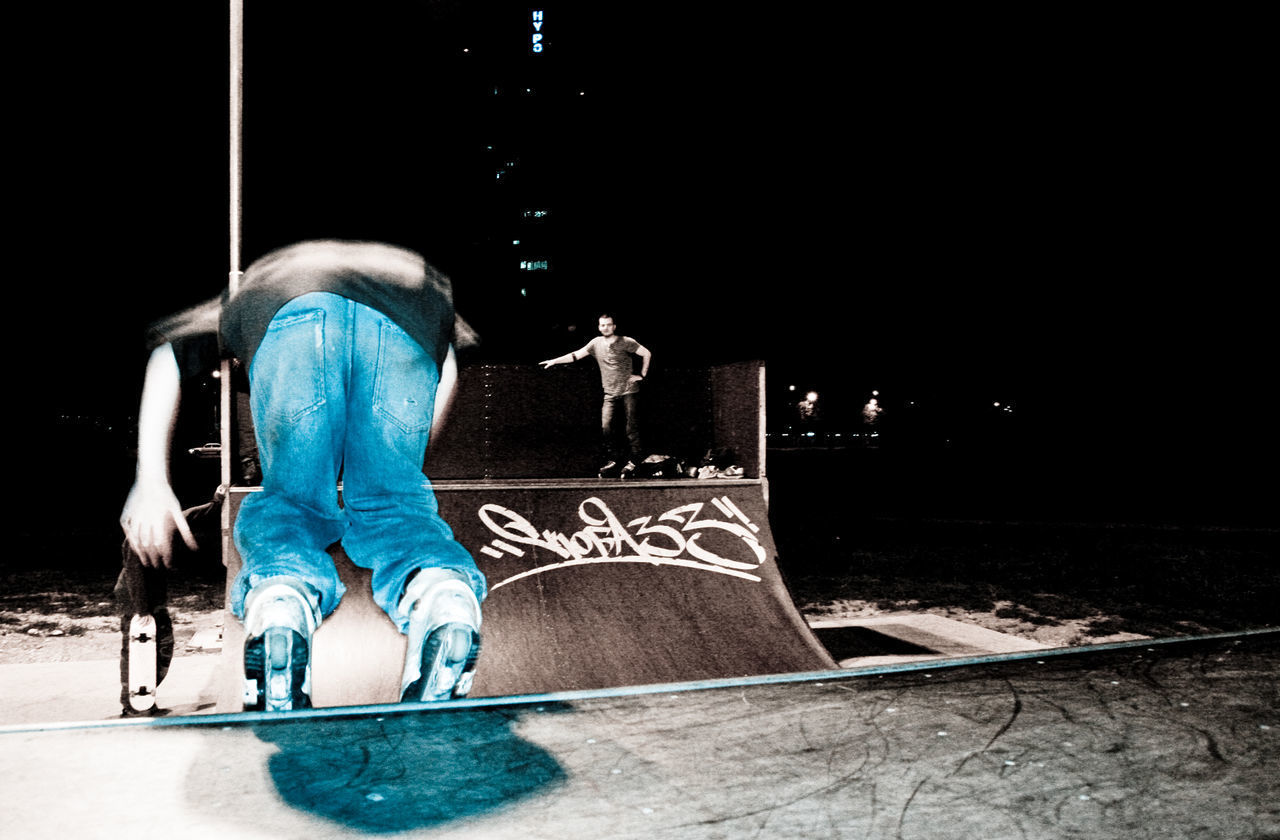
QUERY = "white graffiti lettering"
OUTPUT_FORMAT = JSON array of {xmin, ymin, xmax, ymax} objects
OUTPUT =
[{"xmin": 478, "ymin": 496, "xmax": 767, "ymax": 590}]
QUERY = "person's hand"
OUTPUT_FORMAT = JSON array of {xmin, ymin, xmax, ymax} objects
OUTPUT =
[
  {"xmin": 119, "ymin": 478, "xmax": 198, "ymax": 568},
  {"xmin": 539, "ymin": 359, "xmax": 556, "ymax": 369}
]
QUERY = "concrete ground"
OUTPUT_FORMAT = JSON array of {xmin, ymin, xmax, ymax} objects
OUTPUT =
[
  {"xmin": 0, "ymin": 616, "xmax": 1043, "ymax": 727},
  {"xmin": 1, "ymin": 629, "xmax": 1275, "ymax": 839}
]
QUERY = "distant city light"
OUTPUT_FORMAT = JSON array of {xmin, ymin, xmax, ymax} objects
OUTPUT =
[
  {"xmin": 796, "ymin": 390, "xmax": 819, "ymax": 423},
  {"xmin": 862, "ymin": 397, "xmax": 883, "ymax": 424},
  {"xmin": 530, "ymin": 10, "xmax": 545, "ymax": 53}
]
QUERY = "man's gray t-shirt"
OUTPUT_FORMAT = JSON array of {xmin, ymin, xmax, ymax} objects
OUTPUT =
[{"xmin": 585, "ymin": 335, "xmax": 641, "ymax": 397}]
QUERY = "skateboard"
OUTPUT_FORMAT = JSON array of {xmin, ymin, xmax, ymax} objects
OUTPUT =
[{"xmin": 127, "ymin": 614, "xmax": 158, "ymax": 713}]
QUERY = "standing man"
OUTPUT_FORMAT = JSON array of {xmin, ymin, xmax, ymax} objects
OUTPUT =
[
  {"xmin": 541, "ymin": 313, "xmax": 652, "ymax": 477},
  {"xmin": 119, "ymin": 240, "xmax": 486, "ymax": 712}
]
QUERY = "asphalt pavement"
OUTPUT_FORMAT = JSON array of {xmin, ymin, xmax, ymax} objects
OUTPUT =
[{"xmin": 2, "ymin": 630, "xmax": 1275, "ymax": 839}]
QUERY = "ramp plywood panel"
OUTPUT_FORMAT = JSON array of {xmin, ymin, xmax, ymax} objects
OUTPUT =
[{"xmin": 217, "ymin": 481, "xmax": 834, "ymax": 711}]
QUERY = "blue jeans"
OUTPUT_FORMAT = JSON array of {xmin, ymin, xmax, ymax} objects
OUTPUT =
[
  {"xmin": 601, "ymin": 391, "xmax": 642, "ymax": 463},
  {"xmin": 230, "ymin": 293, "xmax": 485, "ymax": 631}
]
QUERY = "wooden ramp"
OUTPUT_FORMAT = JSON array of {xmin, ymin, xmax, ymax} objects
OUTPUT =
[{"xmin": 215, "ymin": 479, "xmax": 835, "ymax": 711}]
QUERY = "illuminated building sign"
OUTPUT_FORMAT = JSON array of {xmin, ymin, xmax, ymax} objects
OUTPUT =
[
  {"xmin": 520, "ymin": 259, "xmax": 550, "ymax": 271},
  {"xmin": 531, "ymin": 10, "xmax": 545, "ymax": 53}
]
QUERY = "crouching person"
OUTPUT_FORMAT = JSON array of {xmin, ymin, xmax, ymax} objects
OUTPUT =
[{"xmin": 120, "ymin": 240, "xmax": 486, "ymax": 712}]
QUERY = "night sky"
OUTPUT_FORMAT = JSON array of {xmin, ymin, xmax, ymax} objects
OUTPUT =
[{"xmin": 13, "ymin": 4, "xmax": 1270, "ymax": 523}]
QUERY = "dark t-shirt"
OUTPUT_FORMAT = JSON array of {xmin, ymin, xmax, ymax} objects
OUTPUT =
[
  {"xmin": 146, "ymin": 241, "xmax": 475, "ymax": 380},
  {"xmin": 145, "ymin": 241, "xmax": 474, "ymax": 477},
  {"xmin": 221, "ymin": 240, "xmax": 461, "ymax": 373}
]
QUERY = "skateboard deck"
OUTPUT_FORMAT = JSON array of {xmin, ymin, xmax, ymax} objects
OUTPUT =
[{"xmin": 127, "ymin": 614, "xmax": 158, "ymax": 713}]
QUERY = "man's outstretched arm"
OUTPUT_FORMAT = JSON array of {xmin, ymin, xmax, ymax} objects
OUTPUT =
[
  {"xmin": 119, "ymin": 343, "xmax": 198, "ymax": 567},
  {"xmin": 539, "ymin": 343, "xmax": 592, "ymax": 369}
]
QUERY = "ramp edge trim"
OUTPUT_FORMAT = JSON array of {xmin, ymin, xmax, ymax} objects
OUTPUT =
[{"xmin": 1, "ymin": 627, "xmax": 1275, "ymax": 736}]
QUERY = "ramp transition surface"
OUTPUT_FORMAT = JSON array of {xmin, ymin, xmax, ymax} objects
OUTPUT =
[{"xmin": 216, "ymin": 480, "xmax": 835, "ymax": 710}]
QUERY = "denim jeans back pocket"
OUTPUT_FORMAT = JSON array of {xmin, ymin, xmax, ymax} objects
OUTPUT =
[
  {"xmin": 373, "ymin": 320, "xmax": 437, "ymax": 434},
  {"xmin": 252, "ymin": 308, "xmax": 327, "ymax": 422}
]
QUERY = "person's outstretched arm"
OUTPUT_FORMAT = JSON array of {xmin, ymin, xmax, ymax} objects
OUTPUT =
[
  {"xmin": 119, "ymin": 343, "xmax": 198, "ymax": 567},
  {"xmin": 540, "ymin": 342, "xmax": 592, "ymax": 369}
]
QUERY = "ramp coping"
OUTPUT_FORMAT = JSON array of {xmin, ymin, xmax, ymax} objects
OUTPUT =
[
  {"xmin": 227, "ymin": 477, "xmax": 764, "ymax": 495},
  {"xmin": 2, "ymin": 627, "xmax": 1273, "ymax": 737}
]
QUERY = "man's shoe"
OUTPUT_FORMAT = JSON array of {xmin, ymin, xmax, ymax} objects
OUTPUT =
[
  {"xmin": 242, "ymin": 577, "xmax": 320, "ymax": 712},
  {"xmin": 598, "ymin": 460, "xmax": 621, "ymax": 478},
  {"xmin": 399, "ymin": 569, "xmax": 482, "ymax": 702},
  {"xmin": 619, "ymin": 461, "xmax": 638, "ymax": 479}
]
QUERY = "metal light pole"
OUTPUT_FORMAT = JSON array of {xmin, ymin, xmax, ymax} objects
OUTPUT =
[{"xmin": 222, "ymin": 0, "xmax": 243, "ymax": 549}]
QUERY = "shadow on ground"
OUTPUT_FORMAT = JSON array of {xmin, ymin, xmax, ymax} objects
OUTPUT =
[{"xmin": 187, "ymin": 705, "xmax": 568, "ymax": 834}]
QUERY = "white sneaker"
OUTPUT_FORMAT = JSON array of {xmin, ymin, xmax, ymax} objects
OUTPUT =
[
  {"xmin": 242, "ymin": 577, "xmax": 321, "ymax": 712},
  {"xmin": 398, "ymin": 569, "xmax": 482, "ymax": 702}
]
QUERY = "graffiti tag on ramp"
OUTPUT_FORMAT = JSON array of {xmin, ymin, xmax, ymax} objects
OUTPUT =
[{"xmin": 477, "ymin": 495, "xmax": 767, "ymax": 589}]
